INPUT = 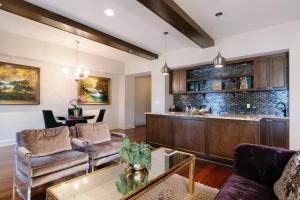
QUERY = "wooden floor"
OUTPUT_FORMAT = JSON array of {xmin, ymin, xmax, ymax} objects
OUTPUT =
[{"xmin": 0, "ymin": 125, "xmax": 232, "ymax": 200}]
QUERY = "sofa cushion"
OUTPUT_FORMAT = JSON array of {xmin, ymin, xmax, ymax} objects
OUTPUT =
[
  {"xmin": 18, "ymin": 126, "xmax": 72, "ymax": 157},
  {"xmin": 18, "ymin": 150, "xmax": 88, "ymax": 177},
  {"xmin": 215, "ymin": 174, "xmax": 277, "ymax": 200},
  {"xmin": 76, "ymin": 122, "xmax": 111, "ymax": 144},
  {"xmin": 274, "ymin": 151, "xmax": 300, "ymax": 200},
  {"xmin": 91, "ymin": 141, "xmax": 122, "ymax": 159}
]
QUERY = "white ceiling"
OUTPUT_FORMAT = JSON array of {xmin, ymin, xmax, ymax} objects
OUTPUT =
[
  {"xmin": 175, "ymin": 0, "xmax": 300, "ymax": 39},
  {"xmin": 0, "ymin": 0, "xmax": 299, "ymax": 63}
]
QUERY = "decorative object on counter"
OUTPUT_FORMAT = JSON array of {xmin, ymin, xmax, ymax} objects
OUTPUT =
[
  {"xmin": 78, "ymin": 75, "xmax": 110, "ymax": 105},
  {"xmin": 63, "ymin": 41, "xmax": 89, "ymax": 81},
  {"xmin": 161, "ymin": 32, "xmax": 170, "ymax": 76},
  {"xmin": 69, "ymin": 97, "xmax": 82, "ymax": 117},
  {"xmin": 119, "ymin": 138, "xmax": 152, "ymax": 171},
  {"xmin": 0, "ymin": 62, "xmax": 40, "ymax": 105}
]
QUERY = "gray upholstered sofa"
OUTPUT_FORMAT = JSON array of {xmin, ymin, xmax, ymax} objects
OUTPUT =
[
  {"xmin": 70, "ymin": 122, "xmax": 126, "ymax": 172},
  {"xmin": 15, "ymin": 126, "xmax": 89, "ymax": 200}
]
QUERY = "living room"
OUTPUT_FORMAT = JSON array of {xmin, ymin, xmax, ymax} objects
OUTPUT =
[{"xmin": 0, "ymin": 0, "xmax": 299, "ymax": 200}]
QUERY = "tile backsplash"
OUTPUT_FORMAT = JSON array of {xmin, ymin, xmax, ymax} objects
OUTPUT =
[{"xmin": 174, "ymin": 90, "xmax": 289, "ymax": 116}]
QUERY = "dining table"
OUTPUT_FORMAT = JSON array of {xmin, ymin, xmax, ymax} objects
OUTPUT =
[{"xmin": 56, "ymin": 114, "xmax": 96, "ymax": 126}]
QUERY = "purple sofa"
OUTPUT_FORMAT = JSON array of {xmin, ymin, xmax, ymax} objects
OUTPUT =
[{"xmin": 215, "ymin": 144, "xmax": 295, "ymax": 200}]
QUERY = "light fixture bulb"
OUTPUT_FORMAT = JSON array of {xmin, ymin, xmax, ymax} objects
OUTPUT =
[{"xmin": 104, "ymin": 9, "xmax": 114, "ymax": 16}]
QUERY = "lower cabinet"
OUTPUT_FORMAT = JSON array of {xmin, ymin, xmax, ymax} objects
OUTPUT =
[
  {"xmin": 146, "ymin": 114, "xmax": 289, "ymax": 164},
  {"xmin": 173, "ymin": 118, "xmax": 206, "ymax": 154},
  {"xmin": 146, "ymin": 115, "xmax": 172, "ymax": 148},
  {"xmin": 260, "ymin": 118, "xmax": 289, "ymax": 148},
  {"xmin": 207, "ymin": 119, "xmax": 259, "ymax": 159}
]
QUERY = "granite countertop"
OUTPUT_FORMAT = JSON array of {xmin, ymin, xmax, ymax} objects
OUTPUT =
[{"xmin": 145, "ymin": 112, "xmax": 289, "ymax": 121}]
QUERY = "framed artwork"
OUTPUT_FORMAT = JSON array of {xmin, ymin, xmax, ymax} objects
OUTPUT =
[
  {"xmin": 0, "ymin": 62, "xmax": 40, "ymax": 105},
  {"xmin": 78, "ymin": 76, "xmax": 110, "ymax": 105}
]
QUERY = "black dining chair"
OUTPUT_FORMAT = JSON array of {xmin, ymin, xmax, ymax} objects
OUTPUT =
[
  {"xmin": 96, "ymin": 109, "xmax": 106, "ymax": 122},
  {"xmin": 42, "ymin": 110, "xmax": 64, "ymax": 128}
]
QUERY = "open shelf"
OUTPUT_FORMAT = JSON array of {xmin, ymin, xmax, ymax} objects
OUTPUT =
[{"xmin": 187, "ymin": 73, "xmax": 253, "ymax": 82}]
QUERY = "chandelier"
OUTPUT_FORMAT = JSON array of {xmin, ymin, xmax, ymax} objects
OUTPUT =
[{"xmin": 64, "ymin": 40, "xmax": 89, "ymax": 81}]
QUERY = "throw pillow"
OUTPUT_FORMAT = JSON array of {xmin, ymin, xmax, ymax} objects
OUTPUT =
[{"xmin": 274, "ymin": 151, "xmax": 300, "ymax": 200}]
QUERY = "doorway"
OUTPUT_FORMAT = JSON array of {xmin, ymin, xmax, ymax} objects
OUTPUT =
[{"xmin": 134, "ymin": 75, "xmax": 151, "ymax": 126}]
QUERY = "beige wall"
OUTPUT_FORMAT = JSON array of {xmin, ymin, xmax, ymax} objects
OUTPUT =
[
  {"xmin": 135, "ymin": 76, "xmax": 151, "ymax": 126},
  {"xmin": 0, "ymin": 30, "xmax": 124, "ymax": 146}
]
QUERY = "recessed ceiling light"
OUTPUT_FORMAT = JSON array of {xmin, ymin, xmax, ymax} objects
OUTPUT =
[
  {"xmin": 215, "ymin": 12, "xmax": 223, "ymax": 17},
  {"xmin": 104, "ymin": 9, "xmax": 114, "ymax": 16}
]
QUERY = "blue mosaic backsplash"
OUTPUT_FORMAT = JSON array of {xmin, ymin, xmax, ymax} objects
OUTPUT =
[{"xmin": 174, "ymin": 90, "xmax": 289, "ymax": 116}]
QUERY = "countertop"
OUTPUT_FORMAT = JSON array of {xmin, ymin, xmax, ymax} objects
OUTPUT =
[{"xmin": 145, "ymin": 112, "xmax": 289, "ymax": 121}]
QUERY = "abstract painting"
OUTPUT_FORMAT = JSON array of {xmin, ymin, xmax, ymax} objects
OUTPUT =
[
  {"xmin": 78, "ymin": 76, "xmax": 110, "ymax": 104},
  {"xmin": 0, "ymin": 62, "xmax": 40, "ymax": 104}
]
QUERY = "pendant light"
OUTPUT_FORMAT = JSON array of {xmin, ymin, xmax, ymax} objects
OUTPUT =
[
  {"xmin": 64, "ymin": 40, "xmax": 89, "ymax": 81},
  {"xmin": 161, "ymin": 32, "xmax": 170, "ymax": 76},
  {"xmin": 213, "ymin": 12, "xmax": 226, "ymax": 68},
  {"xmin": 213, "ymin": 51, "xmax": 225, "ymax": 68}
]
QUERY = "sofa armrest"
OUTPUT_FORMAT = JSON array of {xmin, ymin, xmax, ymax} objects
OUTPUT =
[
  {"xmin": 110, "ymin": 132, "xmax": 127, "ymax": 139},
  {"xmin": 16, "ymin": 147, "xmax": 32, "ymax": 162},
  {"xmin": 233, "ymin": 144, "xmax": 295, "ymax": 188},
  {"xmin": 71, "ymin": 138, "xmax": 88, "ymax": 148}
]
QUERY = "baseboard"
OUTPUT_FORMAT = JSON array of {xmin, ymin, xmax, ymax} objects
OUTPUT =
[{"xmin": 0, "ymin": 139, "xmax": 16, "ymax": 146}]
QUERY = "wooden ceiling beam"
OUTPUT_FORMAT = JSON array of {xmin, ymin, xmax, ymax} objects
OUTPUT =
[
  {"xmin": 0, "ymin": 0, "xmax": 158, "ymax": 60},
  {"xmin": 137, "ymin": 0, "xmax": 214, "ymax": 48}
]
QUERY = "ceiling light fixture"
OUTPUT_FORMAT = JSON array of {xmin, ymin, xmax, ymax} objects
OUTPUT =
[
  {"xmin": 213, "ymin": 11, "xmax": 226, "ymax": 68},
  {"xmin": 104, "ymin": 9, "xmax": 114, "ymax": 16},
  {"xmin": 161, "ymin": 32, "xmax": 170, "ymax": 76},
  {"xmin": 64, "ymin": 40, "xmax": 89, "ymax": 81}
]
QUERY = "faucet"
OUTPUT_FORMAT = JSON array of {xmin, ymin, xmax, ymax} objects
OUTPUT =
[{"xmin": 276, "ymin": 102, "xmax": 287, "ymax": 117}]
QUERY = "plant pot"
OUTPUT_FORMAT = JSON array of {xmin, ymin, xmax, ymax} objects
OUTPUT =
[{"xmin": 73, "ymin": 109, "xmax": 80, "ymax": 117}]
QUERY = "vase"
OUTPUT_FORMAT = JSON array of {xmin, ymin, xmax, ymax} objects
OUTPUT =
[{"xmin": 73, "ymin": 109, "xmax": 80, "ymax": 117}]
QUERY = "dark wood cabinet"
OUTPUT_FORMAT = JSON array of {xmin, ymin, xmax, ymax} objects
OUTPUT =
[
  {"xmin": 269, "ymin": 56, "xmax": 288, "ymax": 89},
  {"xmin": 173, "ymin": 118, "xmax": 206, "ymax": 155},
  {"xmin": 253, "ymin": 58, "xmax": 269, "ymax": 89},
  {"xmin": 170, "ymin": 70, "xmax": 186, "ymax": 94},
  {"xmin": 146, "ymin": 115, "xmax": 173, "ymax": 148},
  {"xmin": 260, "ymin": 118, "xmax": 289, "ymax": 149},
  {"xmin": 253, "ymin": 54, "xmax": 288, "ymax": 90},
  {"xmin": 207, "ymin": 119, "xmax": 258, "ymax": 159}
]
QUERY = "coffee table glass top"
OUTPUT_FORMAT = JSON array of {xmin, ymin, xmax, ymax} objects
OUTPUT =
[{"xmin": 47, "ymin": 148, "xmax": 193, "ymax": 200}]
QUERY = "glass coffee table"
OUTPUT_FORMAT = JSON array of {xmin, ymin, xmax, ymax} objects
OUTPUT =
[{"xmin": 46, "ymin": 148, "xmax": 196, "ymax": 200}]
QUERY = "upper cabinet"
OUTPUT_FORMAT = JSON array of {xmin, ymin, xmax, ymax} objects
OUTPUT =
[
  {"xmin": 254, "ymin": 53, "xmax": 288, "ymax": 90},
  {"xmin": 170, "ymin": 70, "xmax": 186, "ymax": 94},
  {"xmin": 170, "ymin": 52, "xmax": 288, "ymax": 94}
]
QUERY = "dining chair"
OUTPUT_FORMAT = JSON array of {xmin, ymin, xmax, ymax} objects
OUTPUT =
[
  {"xmin": 96, "ymin": 109, "xmax": 106, "ymax": 122},
  {"xmin": 42, "ymin": 110, "xmax": 64, "ymax": 128}
]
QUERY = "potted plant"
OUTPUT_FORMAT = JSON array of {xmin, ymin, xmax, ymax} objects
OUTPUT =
[
  {"xmin": 70, "ymin": 97, "xmax": 82, "ymax": 117},
  {"xmin": 119, "ymin": 139, "xmax": 151, "ymax": 171}
]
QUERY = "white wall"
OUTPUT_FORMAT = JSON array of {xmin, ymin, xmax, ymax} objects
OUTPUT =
[
  {"xmin": 125, "ymin": 20, "xmax": 300, "ymax": 150},
  {"xmin": 0, "ymin": 31, "xmax": 125, "ymax": 146},
  {"xmin": 135, "ymin": 76, "xmax": 151, "ymax": 126}
]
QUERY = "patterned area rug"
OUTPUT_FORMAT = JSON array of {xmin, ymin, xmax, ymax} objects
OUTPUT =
[{"xmin": 138, "ymin": 174, "xmax": 219, "ymax": 200}]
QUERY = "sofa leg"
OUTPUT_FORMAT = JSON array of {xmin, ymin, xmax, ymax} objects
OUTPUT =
[
  {"xmin": 27, "ymin": 187, "xmax": 31, "ymax": 200},
  {"xmin": 91, "ymin": 165, "xmax": 95, "ymax": 172}
]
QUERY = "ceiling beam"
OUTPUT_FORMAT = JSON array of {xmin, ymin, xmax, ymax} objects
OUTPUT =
[
  {"xmin": 137, "ymin": 0, "xmax": 214, "ymax": 48},
  {"xmin": 0, "ymin": 0, "xmax": 158, "ymax": 60}
]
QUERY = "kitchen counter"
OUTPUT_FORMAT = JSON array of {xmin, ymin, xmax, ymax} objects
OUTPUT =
[{"xmin": 145, "ymin": 112, "xmax": 289, "ymax": 121}]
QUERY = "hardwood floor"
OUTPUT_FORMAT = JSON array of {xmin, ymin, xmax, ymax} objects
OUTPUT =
[{"xmin": 0, "ymin": 125, "xmax": 232, "ymax": 200}]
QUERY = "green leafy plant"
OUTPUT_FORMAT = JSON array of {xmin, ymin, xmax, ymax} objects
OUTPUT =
[{"xmin": 119, "ymin": 138, "xmax": 151, "ymax": 170}]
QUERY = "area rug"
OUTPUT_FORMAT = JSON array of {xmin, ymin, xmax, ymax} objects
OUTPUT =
[{"xmin": 138, "ymin": 174, "xmax": 219, "ymax": 200}]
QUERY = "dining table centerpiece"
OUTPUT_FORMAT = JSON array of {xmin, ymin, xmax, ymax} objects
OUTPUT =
[{"xmin": 69, "ymin": 97, "xmax": 82, "ymax": 117}]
